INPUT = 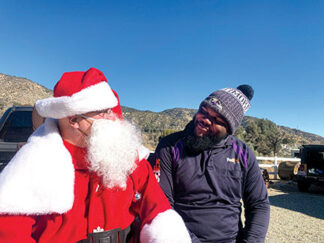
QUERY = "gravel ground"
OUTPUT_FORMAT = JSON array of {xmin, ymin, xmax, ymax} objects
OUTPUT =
[{"xmin": 265, "ymin": 181, "xmax": 324, "ymax": 243}]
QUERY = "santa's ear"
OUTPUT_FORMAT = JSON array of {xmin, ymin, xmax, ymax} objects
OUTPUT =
[{"xmin": 69, "ymin": 116, "xmax": 80, "ymax": 128}]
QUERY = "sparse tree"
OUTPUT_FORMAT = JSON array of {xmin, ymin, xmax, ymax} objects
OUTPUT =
[{"xmin": 234, "ymin": 126, "xmax": 245, "ymax": 141}]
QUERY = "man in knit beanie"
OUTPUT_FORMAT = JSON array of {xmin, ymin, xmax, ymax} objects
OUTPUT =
[{"xmin": 151, "ymin": 85, "xmax": 270, "ymax": 243}]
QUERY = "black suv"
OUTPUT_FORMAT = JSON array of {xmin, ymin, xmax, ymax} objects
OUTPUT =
[
  {"xmin": 296, "ymin": 144, "xmax": 324, "ymax": 192},
  {"xmin": 0, "ymin": 106, "xmax": 34, "ymax": 172}
]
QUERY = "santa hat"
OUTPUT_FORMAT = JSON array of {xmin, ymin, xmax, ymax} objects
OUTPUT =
[{"xmin": 36, "ymin": 67, "xmax": 119, "ymax": 119}]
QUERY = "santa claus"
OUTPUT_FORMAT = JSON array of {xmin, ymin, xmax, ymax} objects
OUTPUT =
[{"xmin": 0, "ymin": 68, "xmax": 191, "ymax": 243}]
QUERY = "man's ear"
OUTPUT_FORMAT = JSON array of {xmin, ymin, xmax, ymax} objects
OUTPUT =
[{"xmin": 69, "ymin": 116, "xmax": 80, "ymax": 128}]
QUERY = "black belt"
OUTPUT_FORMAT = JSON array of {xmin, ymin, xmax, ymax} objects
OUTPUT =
[{"xmin": 77, "ymin": 226, "xmax": 131, "ymax": 243}]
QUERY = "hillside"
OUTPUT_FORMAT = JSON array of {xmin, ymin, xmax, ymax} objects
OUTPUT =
[
  {"xmin": 0, "ymin": 73, "xmax": 52, "ymax": 114},
  {"xmin": 243, "ymin": 116, "xmax": 324, "ymax": 146},
  {"xmin": 123, "ymin": 108, "xmax": 324, "ymax": 151},
  {"xmin": 1, "ymin": 73, "xmax": 323, "ymax": 153}
]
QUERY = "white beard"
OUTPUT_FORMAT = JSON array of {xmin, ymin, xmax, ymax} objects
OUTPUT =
[{"xmin": 86, "ymin": 119, "xmax": 142, "ymax": 190}]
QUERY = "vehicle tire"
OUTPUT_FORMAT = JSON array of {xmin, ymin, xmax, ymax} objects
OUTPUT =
[{"xmin": 297, "ymin": 181, "xmax": 310, "ymax": 192}]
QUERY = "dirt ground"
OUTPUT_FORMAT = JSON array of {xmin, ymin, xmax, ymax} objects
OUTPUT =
[{"xmin": 265, "ymin": 180, "xmax": 324, "ymax": 243}]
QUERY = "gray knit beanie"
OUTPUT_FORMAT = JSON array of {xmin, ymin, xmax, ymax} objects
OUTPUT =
[{"xmin": 199, "ymin": 85, "xmax": 254, "ymax": 135}]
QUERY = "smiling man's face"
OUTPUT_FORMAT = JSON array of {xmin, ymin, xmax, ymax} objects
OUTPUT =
[{"xmin": 194, "ymin": 105, "xmax": 228, "ymax": 138}]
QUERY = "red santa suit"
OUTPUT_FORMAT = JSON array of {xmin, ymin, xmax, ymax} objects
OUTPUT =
[
  {"xmin": 0, "ymin": 118, "xmax": 190, "ymax": 243},
  {"xmin": 0, "ymin": 67, "xmax": 191, "ymax": 243}
]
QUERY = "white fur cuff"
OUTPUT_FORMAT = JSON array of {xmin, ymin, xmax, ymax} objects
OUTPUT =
[{"xmin": 140, "ymin": 209, "xmax": 191, "ymax": 243}]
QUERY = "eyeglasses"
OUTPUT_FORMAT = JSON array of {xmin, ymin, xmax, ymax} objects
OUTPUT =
[
  {"xmin": 80, "ymin": 109, "xmax": 114, "ymax": 121},
  {"xmin": 198, "ymin": 107, "xmax": 228, "ymax": 128},
  {"xmin": 91, "ymin": 109, "xmax": 113, "ymax": 117},
  {"xmin": 80, "ymin": 114, "xmax": 96, "ymax": 121}
]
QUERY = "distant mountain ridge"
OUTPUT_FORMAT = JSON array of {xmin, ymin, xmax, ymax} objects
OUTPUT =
[
  {"xmin": 0, "ymin": 73, "xmax": 52, "ymax": 114},
  {"xmin": 122, "ymin": 107, "xmax": 324, "ymax": 151},
  {"xmin": 1, "ymin": 73, "xmax": 323, "ymax": 152}
]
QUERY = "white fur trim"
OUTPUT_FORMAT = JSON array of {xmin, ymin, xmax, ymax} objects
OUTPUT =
[
  {"xmin": 140, "ymin": 209, "xmax": 191, "ymax": 243},
  {"xmin": 0, "ymin": 119, "xmax": 75, "ymax": 215},
  {"xmin": 138, "ymin": 145, "xmax": 150, "ymax": 160},
  {"xmin": 36, "ymin": 82, "xmax": 118, "ymax": 119}
]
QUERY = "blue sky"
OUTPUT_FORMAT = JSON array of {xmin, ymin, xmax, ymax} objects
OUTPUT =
[{"xmin": 1, "ymin": 0, "xmax": 324, "ymax": 136}]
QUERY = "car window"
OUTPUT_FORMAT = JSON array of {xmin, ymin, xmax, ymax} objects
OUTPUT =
[
  {"xmin": 0, "ymin": 111, "xmax": 33, "ymax": 142},
  {"xmin": 0, "ymin": 109, "xmax": 11, "ymax": 131}
]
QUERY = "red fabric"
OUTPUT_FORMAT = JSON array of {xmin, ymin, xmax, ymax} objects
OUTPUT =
[
  {"xmin": 54, "ymin": 67, "xmax": 108, "ymax": 97},
  {"xmin": 0, "ymin": 141, "xmax": 171, "ymax": 243},
  {"xmin": 111, "ymin": 89, "xmax": 123, "ymax": 119}
]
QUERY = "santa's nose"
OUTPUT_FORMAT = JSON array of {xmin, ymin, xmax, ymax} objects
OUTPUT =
[{"xmin": 101, "ymin": 112, "xmax": 116, "ymax": 120}]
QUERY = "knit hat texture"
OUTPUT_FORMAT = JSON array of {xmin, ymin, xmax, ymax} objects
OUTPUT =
[{"xmin": 200, "ymin": 85, "xmax": 254, "ymax": 134}]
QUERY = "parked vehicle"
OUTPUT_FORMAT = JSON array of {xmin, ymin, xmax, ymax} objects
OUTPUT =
[
  {"xmin": 296, "ymin": 144, "xmax": 324, "ymax": 192},
  {"xmin": 0, "ymin": 106, "xmax": 33, "ymax": 172}
]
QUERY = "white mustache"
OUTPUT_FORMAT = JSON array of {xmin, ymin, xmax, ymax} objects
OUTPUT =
[{"xmin": 86, "ymin": 119, "xmax": 142, "ymax": 189}]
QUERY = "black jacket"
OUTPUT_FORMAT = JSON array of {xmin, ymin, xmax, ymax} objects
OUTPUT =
[{"xmin": 153, "ymin": 128, "xmax": 270, "ymax": 243}]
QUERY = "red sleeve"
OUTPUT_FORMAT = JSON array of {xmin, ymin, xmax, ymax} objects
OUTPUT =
[
  {"xmin": 130, "ymin": 159, "xmax": 171, "ymax": 228},
  {"xmin": 0, "ymin": 215, "xmax": 36, "ymax": 243}
]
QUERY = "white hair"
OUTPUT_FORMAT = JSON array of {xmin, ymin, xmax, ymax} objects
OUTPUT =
[{"xmin": 86, "ymin": 119, "xmax": 142, "ymax": 189}]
